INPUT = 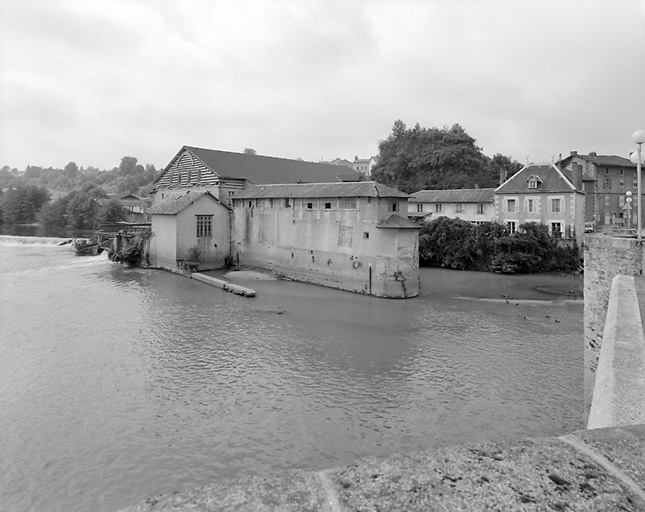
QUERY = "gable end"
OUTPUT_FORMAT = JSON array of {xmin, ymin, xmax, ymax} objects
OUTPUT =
[{"xmin": 156, "ymin": 149, "xmax": 219, "ymax": 189}]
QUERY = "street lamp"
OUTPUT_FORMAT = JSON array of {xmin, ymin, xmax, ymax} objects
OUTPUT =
[
  {"xmin": 631, "ymin": 130, "xmax": 645, "ymax": 239},
  {"xmin": 626, "ymin": 191, "xmax": 633, "ymax": 229}
]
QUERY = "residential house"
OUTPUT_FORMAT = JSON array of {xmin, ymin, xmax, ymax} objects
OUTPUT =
[
  {"xmin": 407, "ymin": 188, "xmax": 495, "ymax": 224},
  {"xmin": 495, "ymin": 163, "xmax": 585, "ymax": 246},
  {"xmin": 557, "ymin": 151, "xmax": 637, "ymax": 228},
  {"xmin": 353, "ymin": 156, "xmax": 379, "ymax": 176},
  {"xmin": 329, "ymin": 158, "xmax": 353, "ymax": 168}
]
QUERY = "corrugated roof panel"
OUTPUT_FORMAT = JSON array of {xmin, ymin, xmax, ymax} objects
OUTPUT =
[
  {"xmin": 233, "ymin": 181, "xmax": 409, "ymax": 199},
  {"xmin": 409, "ymin": 188, "xmax": 495, "ymax": 203}
]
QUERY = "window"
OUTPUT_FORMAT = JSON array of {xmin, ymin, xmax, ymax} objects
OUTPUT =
[
  {"xmin": 619, "ymin": 196, "xmax": 625, "ymax": 207},
  {"xmin": 605, "ymin": 195, "xmax": 610, "ymax": 207},
  {"xmin": 528, "ymin": 179, "xmax": 537, "ymax": 189},
  {"xmin": 551, "ymin": 198, "xmax": 561, "ymax": 213},
  {"xmin": 324, "ymin": 202, "xmax": 332, "ymax": 209},
  {"xmin": 619, "ymin": 180, "xmax": 625, "ymax": 188},
  {"xmin": 307, "ymin": 202, "xmax": 313, "ymax": 209},
  {"xmin": 551, "ymin": 222, "xmax": 562, "ymax": 237},
  {"xmin": 391, "ymin": 202, "xmax": 398, "ymax": 212},
  {"xmin": 476, "ymin": 204, "xmax": 484, "ymax": 215},
  {"xmin": 435, "ymin": 204, "xmax": 442, "ymax": 213},
  {"xmin": 635, "ymin": 181, "xmax": 639, "ymax": 189},
  {"xmin": 604, "ymin": 178, "xmax": 611, "ymax": 189},
  {"xmin": 363, "ymin": 232, "xmax": 370, "ymax": 239},
  {"xmin": 620, "ymin": 169, "xmax": 624, "ymax": 175},
  {"xmin": 507, "ymin": 199, "xmax": 516, "ymax": 212},
  {"xmin": 605, "ymin": 168, "xmax": 610, "ymax": 174},
  {"xmin": 526, "ymin": 199, "xmax": 534, "ymax": 213},
  {"xmin": 285, "ymin": 198, "xmax": 291, "ymax": 208},
  {"xmin": 507, "ymin": 221, "xmax": 516, "ymax": 234},
  {"xmin": 416, "ymin": 203, "xmax": 424, "ymax": 212},
  {"xmin": 455, "ymin": 204, "xmax": 465, "ymax": 213},
  {"xmin": 196, "ymin": 216, "xmax": 212, "ymax": 237}
]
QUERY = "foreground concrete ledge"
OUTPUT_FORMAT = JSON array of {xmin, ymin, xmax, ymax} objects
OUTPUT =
[
  {"xmin": 119, "ymin": 424, "xmax": 645, "ymax": 512},
  {"xmin": 191, "ymin": 272, "xmax": 256, "ymax": 297},
  {"xmin": 588, "ymin": 275, "xmax": 645, "ymax": 429}
]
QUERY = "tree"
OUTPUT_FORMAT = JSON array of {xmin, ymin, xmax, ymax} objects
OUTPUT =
[
  {"xmin": 119, "ymin": 156, "xmax": 138, "ymax": 176},
  {"xmin": 65, "ymin": 184, "xmax": 107, "ymax": 230},
  {"xmin": 97, "ymin": 198, "xmax": 125, "ymax": 226},
  {"xmin": 38, "ymin": 196, "xmax": 71, "ymax": 227},
  {"xmin": 371, "ymin": 121, "xmax": 520, "ymax": 193},
  {"xmin": 0, "ymin": 184, "xmax": 51, "ymax": 224},
  {"xmin": 243, "ymin": 148, "xmax": 257, "ymax": 155},
  {"xmin": 64, "ymin": 161, "xmax": 79, "ymax": 179}
]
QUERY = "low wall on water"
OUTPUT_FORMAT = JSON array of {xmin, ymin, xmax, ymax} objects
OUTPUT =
[
  {"xmin": 583, "ymin": 234, "xmax": 643, "ymax": 420},
  {"xmin": 587, "ymin": 274, "xmax": 645, "ymax": 429}
]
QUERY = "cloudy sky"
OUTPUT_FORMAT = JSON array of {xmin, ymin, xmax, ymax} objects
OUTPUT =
[{"xmin": 1, "ymin": 0, "xmax": 644, "ymax": 172}]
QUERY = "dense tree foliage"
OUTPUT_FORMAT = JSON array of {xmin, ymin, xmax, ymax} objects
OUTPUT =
[
  {"xmin": 371, "ymin": 121, "xmax": 522, "ymax": 193},
  {"xmin": 0, "ymin": 155, "xmax": 161, "ymax": 227},
  {"xmin": 419, "ymin": 217, "xmax": 580, "ymax": 273},
  {"xmin": 0, "ymin": 184, "xmax": 51, "ymax": 224}
]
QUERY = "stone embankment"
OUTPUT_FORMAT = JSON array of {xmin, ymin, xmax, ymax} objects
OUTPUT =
[{"xmin": 120, "ymin": 425, "xmax": 645, "ymax": 511}]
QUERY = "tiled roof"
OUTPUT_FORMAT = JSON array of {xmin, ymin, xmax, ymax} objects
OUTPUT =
[
  {"xmin": 409, "ymin": 188, "xmax": 495, "ymax": 203},
  {"xmin": 146, "ymin": 191, "xmax": 223, "ymax": 215},
  {"xmin": 376, "ymin": 214, "xmax": 420, "ymax": 229},
  {"xmin": 180, "ymin": 146, "xmax": 364, "ymax": 184},
  {"xmin": 496, "ymin": 164, "xmax": 580, "ymax": 194},
  {"xmin": 558, "ymin": 153, "xmax": 635, "ymax": 168},
  {"xmin": 232, "ymin": 181, "xmax": 409, "ymax": 199}
]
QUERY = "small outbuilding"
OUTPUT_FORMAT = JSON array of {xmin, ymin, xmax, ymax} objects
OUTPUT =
[{"xmin": 147, "ymin": 190, "xmax": 230, "ymax": 271}]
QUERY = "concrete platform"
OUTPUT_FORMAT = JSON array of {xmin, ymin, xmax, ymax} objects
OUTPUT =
[{"xmin": 119, "ymin": 424, "xmax": 645, "ymax": 511}]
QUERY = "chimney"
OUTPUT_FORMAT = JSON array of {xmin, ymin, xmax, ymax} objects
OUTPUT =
[
  {"xmin": 572, "ymin": 162, "xmax": 582, "ymax": 189},
  {"xmin": 499, "ymin": 169, "xmax": 507, "ymax": 186},
  {"xmin": 474, "ymin": 183, "xmax": 479, "ymax": 189},
  {"xmin": 589, "ymin": 151, "xmax": 597, "ymax": 157},
  {"xmin": 570, "ymin": 150, "xmax": 578, "ymax": 156}
]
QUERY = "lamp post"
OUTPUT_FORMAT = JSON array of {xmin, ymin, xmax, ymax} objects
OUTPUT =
[
  {"xmin": 626, "ymin": 191, "xmax": 633, "ymax": 229},
  {"xmin": 632, "ymin": 130, "xmax": 645, "ymax": 240}
]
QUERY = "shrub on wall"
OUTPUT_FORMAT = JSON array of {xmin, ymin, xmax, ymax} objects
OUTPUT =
[{"xmin": 419, "ymin": 217, "xmax": 579, "ymax": 273}]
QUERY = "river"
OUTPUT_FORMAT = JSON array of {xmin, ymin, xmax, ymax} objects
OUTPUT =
[{"xmin": 0, "ymin": 235, "xmax": 583, "ymax": 512}]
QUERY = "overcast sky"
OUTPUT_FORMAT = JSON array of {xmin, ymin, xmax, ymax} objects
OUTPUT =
[{"xmin": 1, "ymin": 0, "xmax": 644, "ymax": 172}]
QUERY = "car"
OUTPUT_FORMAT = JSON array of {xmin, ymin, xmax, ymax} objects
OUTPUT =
[{"xmin": 584, "ymin": 222, "xmax": 594, "ymax": 233}]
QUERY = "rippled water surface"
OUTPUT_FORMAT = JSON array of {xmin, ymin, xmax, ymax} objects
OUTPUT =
[{"xmin": 0, "ymin": 236, "xmax": 583, "ymax": 512}]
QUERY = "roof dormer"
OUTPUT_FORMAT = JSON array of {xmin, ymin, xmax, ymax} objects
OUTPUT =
[{"xmin": 527, "ymin": 175, "xmax": 543, "ymax": 190}]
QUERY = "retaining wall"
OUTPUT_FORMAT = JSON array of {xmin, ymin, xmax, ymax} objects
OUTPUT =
[{"xmin": 583, "ymin": 234, "xmax": 643, "ymax": 420}]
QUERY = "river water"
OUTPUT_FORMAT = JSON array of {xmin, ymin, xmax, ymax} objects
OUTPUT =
[{"xmin": 0, "ymin": 236, "xmax": 583, "ymax": 512}]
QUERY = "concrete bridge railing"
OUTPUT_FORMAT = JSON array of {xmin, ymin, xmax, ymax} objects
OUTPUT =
[{"xmin": 588, "ymin": 274, "xmax": 645, "ymax": 429}]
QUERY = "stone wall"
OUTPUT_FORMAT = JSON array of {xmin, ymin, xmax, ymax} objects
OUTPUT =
[
  {"xmin": 587, "ymin": 274, "xmax": 645, "ymax": 429},
  {"xmin": 583, "ymin": 234, "xmax": 643, "ymax": 420}
]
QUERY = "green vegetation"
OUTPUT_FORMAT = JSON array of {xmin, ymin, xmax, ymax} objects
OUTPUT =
[
  {"xmin": 0, "ymin": 156, "xmax": 159, "ymax": 229},
  {"xmin": 419, "ymin": 217, "xmax": 580, "ymax": 274},
  {"xmin": 371, "ymin": 120, "xmax": 522, "ymax": 193}
]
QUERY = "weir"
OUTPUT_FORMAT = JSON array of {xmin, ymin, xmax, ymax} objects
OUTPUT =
[{"xmin": 119, "ymin": 234, "xmax": 645, "ymax": 512}]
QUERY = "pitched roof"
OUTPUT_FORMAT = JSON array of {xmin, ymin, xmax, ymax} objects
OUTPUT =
[
  {"xmin": 409, "ymin": 188, "xmax": 495, "ymax": 203},
  {"xmin": 167, "ymin": 146, "xmax": 364, "ymax": 184},
  {"xmin": 376, "ymin": 214, "xmax": 420, "ymax": 229},
  {"xmin": 495, "ymin": 164, "xmax": 581, "ymax": 194},
  {"xmin": 146, "ymin": 191, "xmax": 224, "ymax": 215},
  {"xmin": 232, "ymin": 181, "xmax": 409, "ymax": 199},
  {"xmin": 558, "ymin": 153, "xmax": 635, "ymax": 168}
]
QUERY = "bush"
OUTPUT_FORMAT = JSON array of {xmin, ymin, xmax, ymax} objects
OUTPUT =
[{"xmin": 419, "ymin": 218, "xmax": 579, "ymax": 274}]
